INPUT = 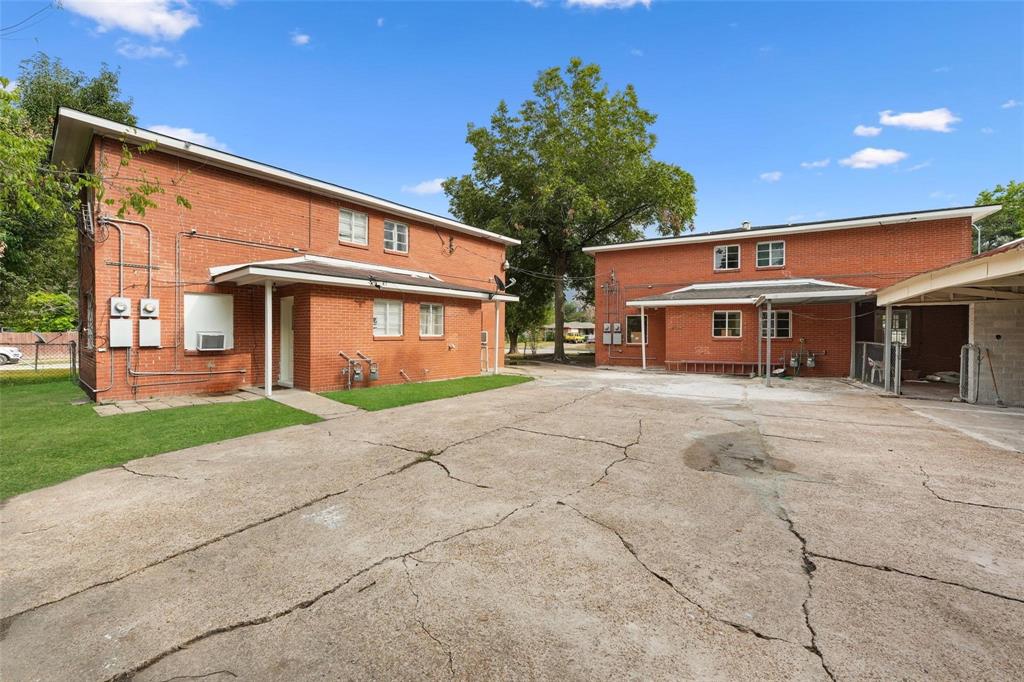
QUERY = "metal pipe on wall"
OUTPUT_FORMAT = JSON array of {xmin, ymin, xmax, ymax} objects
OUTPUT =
[{"xmin": 100, "ymin": 216, "xmax": 153, "ymax": 297}]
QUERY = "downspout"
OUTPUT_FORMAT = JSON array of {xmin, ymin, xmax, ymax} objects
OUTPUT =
[
  {"xmin": 265, "ymin": 281, "xmax": 274, "ymax": 396},
  {"xmin": 640, "ymin": 305, "xmax": 647, "ymax": 370},
  {"xmin": 756, "ymin": 301, "xmax": 763, "ymax": 377},
  {"xmin": 493, "ymin": 302, "xmax": 500, "ymax": 375},
  {"xmin": 765, "ymin": 299, "xmax": 773, "ymax": 387},
  {"xmin": 972, "ymin": 223, "xmax": 982, "ymax": 255}
]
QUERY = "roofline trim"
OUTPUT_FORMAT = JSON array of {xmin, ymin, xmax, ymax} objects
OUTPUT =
[
  {"xmin": 52, "ymin": 108, "xmax": 520, "ymax": 247},
  {"xmin": 583, "ymin": 205, "xmax": 1003, "ymax": 254},
  {"xmin": 213, "ymin": 266, "xmax": 518, "ymax": 302}
]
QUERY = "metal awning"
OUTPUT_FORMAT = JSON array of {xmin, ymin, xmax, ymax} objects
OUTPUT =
[
  {"xmin": 626, "ymin": 278, "xmax": 874, "ymax": 307},
  {"xmin": 876, "ymin": 238, "xmax": 1024, "ymax": 306},
  {"xmin": 211, "ymin": 255, "xmax": 518, "ymax": 302}
]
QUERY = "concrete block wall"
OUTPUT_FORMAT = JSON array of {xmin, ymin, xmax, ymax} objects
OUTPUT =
[{"xmin": 971, "ymin": 301, "xmax": 1024, "ymax": 407}]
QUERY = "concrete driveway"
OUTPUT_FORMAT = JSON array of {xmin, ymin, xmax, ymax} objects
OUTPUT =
[{"xmin": 2, "ymin": 366, "xmax": 1022, "ymax": 681}]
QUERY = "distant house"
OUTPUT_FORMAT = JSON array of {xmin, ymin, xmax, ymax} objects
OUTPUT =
[
  {"xmin": 52, "ymin": 109, "xmax": 520, "ymax": 402},
  {"xmin": 543, "ymin": 321, "xmax": 596, "ymax": 338},
  {"xmin": 583, "ymin": 205, "xmax": 1017, "ymax": 404}
]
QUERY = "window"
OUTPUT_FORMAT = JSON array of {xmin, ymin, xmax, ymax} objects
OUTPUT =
[
  {"xmin": 712, "ymin": 311, "xmax": 742, "ymax": 337},
  {"xmin": 626, "ymin": 314, "xmax": 648, "ymax": 344},
  {"xmin": 184, "ymin": 293, "xmax": 234, "ymax": 350},
  {"xmin": 384, "ymin": 220, "xmax": 409, "ymax": 253},
  {"xmin": 759, "ymin": 310, "xmax": 792, "ymax": 338},
  {"xmin": 713, "ymin": 244, "xmax": 740, "ymax": 270},
  {"xmin": 339, "ymin": 209, "xmax": 368, "ymax": 245},
  {"xmin": 756, "ymin": 241, "xmax": 785, "ymax": 268},
  {"xmin": 373, "ymin": 299, "xmax": 403, "ymax": 336},
  {"xmin": 419, "ymin": 303, "xmax": 444, "ymax": 337},
  {"xmin": 877, "ymin": 309, "xmax": 911, "ymax": 346}
]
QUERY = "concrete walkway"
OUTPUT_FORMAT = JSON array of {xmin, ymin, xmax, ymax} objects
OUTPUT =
[{"xmin": 252, "ymin": 387, "xmax": 360, "ymax": 420}]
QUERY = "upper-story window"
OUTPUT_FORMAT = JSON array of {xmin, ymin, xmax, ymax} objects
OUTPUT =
[
  {"xmin": 339, "ymin": 209, "xmax": 368, "ymax": 245},
  {"xmin": 713, "ymin": 244, "xmax": 740, "ymax": 271},
  {"xmin": 756, "ymin": 241, "xmax": 785, "ymax": 268},
  {"xmin": 384, "ymin": 220, "xmax": 409, "ymax": 253}
]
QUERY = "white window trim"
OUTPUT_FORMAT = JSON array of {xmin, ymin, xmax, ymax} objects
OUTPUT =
[
  {"xmin": 879, "ymin": 309, "xmax": 912, "ymax": 347},
  {"xmin": 373, "ymin": 299, "xmax": 404, "ymax": 337},
  {"xmin": 712, "ymin": 310, "xmax": 743, "ymax": 338},
  {"xmin": 713, "ymin": 244, "xmax": 741, "ymax": 271},
  {"xmin": 759, "ymin": 309, "xmax": 792, "ymax": 339},
  {"xmin": 625, "ymin": 314, "xmax": 649, "ymax": 345},
  {"xmin": 339, "ymin": 208, "xmax": 369, "ymax": 246},
  {"xmin": 419, "ymin": 303, "xmax": 445, "ymax": 337},
  {"xmin": 756, "ymin": 240, "xmax": 786, "ymax": 268},
  {"xmin": 384, "ymin": 219, "xmax": 409, "ymax": 253}
]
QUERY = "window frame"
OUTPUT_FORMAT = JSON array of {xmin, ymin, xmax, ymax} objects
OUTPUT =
[
  {"xmin": 712, "ymin": 310, "xmax": 743, "ymax": 338},
  {"xmin": 756, "ymin": 240, "xmax": 786, "ymax": 268},
  {"xmin": 759, "ymin": 309, "xmax": 792, "ymax": 339},
  {"xmin": 879, "ymin": 309, "xmax": 912, "ymax": 347},
  {"xmin": 712, "ymin": 244, "xmax": 741, "ymax": 271},
  {"xmin": 338, "ymin": 208, "xmax": 369, "ymax": 246},
  {"xmin": 419, "ymin": 302, "xmax": 445, "ymax": 337},
  {"xmin": 373, "ymin": 299, "xmax": 404, "ymax": 337},
  {"xmin": 625, "ymin": 314, "xmax": 649, "ymax": 345},
  {"xmin": 384, "ymin": 219, "xmax": 409, "ymax": 254}
]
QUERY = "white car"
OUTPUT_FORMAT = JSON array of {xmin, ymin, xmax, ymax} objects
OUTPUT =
[{"xmin": 0, "ymin": 346, "xmax": 23, "ymax": 364}]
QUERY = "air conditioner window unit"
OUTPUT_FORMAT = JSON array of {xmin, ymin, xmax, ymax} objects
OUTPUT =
[{"xmin": 197, "ymin": 331, "xmax": 227, "ymax": 351}]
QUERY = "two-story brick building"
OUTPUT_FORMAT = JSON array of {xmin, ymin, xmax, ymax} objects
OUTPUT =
[
  {"xmin": 51, "ymin": 108, "xmax": 519, "ymax": 402},
  {"xmin": 584, "ymin": 205, "xmax": 1003, "ymax": 386}
]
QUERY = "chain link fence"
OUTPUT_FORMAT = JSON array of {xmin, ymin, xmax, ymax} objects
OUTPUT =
[
  {"xmin": 0, "ymin": 341, "xmax": 77, "ymax": 384},
  {"xmin": 853, "ymin": 341, "xmax": 901, "ymax": 393}
]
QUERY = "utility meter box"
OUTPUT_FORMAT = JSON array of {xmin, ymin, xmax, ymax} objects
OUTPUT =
[
  {"xmin": 109, "ymin": 318, "xmax": 132, "ymax": 347},
  {"xmin": 110, "ymin": 296, "xmax": 131, "ymax": 317},
  {"xmin": 352, "ymin": 364, "xmax": 364, "ymax": 382},
  {"xmin": 612, "ymin": 322, "xmax": 622, "ymax": 345},
  {"xmin": 602, "ymin": 322, "xmax": 612, "ymax": 345},
  {"xmin": 139, "ymin": 318, "xmax": 161, "ymax": 347},
  {"xmin": 368, "ymin": 362, "xmax": 379, "ymax": 381},
  {"xmin": 139, "ymin": 298, "xmax": 159, "ymax": 318}
]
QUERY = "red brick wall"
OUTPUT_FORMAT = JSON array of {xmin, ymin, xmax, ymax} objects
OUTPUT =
[
  {"xmin": 82, "ymin": 137, "xmax": 508, "ymax": 401},
  {"xmin": 593, "ymin": 217, "xmax": 972, "ymax": 373}
]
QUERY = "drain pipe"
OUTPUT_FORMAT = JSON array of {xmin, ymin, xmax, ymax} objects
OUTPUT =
[
  {"xmin": 100, "ymin": 216, "xmax": 153, "ymax": 297},
  {"xmin": 494, "ymin": 302, "xmax": 501, "ymax": 375},
  {"xmin": 972, "ymin": 223, "xmax": 983, "ymax": 254},
  {"xmin": 640, "ymin": 305, "xmax": 647, "ymax": 370}
]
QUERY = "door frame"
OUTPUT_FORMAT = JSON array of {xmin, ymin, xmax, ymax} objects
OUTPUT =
[{"xmin": 279, "ymin": 296, "xmax": 294, "ymax": 387}]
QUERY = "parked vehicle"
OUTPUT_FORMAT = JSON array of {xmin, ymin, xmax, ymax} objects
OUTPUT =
[
  {"xmin": 564, "ymin": 332, "xmax": 586, "ymax": 343},
  {"xmin": 0, "ymin": 346, "xmax": 23, "ymax": 365},
  {"xmin": 585, "ymin": 333, "xmax": 596, "ymax": 343}
]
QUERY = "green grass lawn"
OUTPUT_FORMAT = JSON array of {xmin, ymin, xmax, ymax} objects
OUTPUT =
[
  {"xmin": 323, "ymin": 374, "xmax": 533, "ymax": 411},
  {"xmin": 0, "ymin": 381, "xmax": 320, "ymax": 500}
]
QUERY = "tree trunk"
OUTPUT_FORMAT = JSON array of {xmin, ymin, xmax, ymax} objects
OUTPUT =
[
  {"xmin": 552, "ymin": 252, "xmax": 567, "ymax": 362},
  {"xmin": 508, "ymin": 329, "xmax": 519, "ymax": 355}
]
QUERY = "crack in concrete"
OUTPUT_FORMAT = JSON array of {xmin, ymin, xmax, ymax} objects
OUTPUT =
[
  {"xmin": 811, "ymin": 553, "xmax": 1024, "ymax": 605},
  {"xmin": 761, "ymin": 433, "xmax": 826, "ymax": 444},
  {"xmin": 751, "ymin": 412, "xmax": 939, "ymax": 431},
  {"xmin": 120, "ymin": 465, "xmax": 185, "ymax": 481},
  {"xmin": 154, "ymin": 671, "xmax": 237, "ymax": 682},
  {"xmin": 104, "ymin": 502, "xmax": 537, "ymax": 682},
  {"xmin": 506, "ymin": 426, "xmax": 632, "ymax": 451},
  {"xmin": 557, "ymin": 502, "xmax": 804, "ymax": 650},
  {"xmin": 918, "ymin": 466, "xmax": 1024, "ymax": 514},
  {"xmin": 403, "ymin": 558, "xmax": 455, "ymax": 678}
]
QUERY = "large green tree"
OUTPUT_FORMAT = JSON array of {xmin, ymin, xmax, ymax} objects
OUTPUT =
[
  {"xmin": 976, "ymin": 180, "xmax": 1023, "ymax": 253},
  {"xmin": 0, "ymin": 54, "xmax": 143, "ymax": 330},
  {"xmin": 445, "ymin": 59, "xmax": 696, "ymax": 360}
]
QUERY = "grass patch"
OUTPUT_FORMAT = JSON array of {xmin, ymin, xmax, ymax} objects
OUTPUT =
[
  {"xmin": 0, "ymin": 371, "xmax": 75, "ymax": 386},
  {"xmin": 0, "ymin": 382, "xmax": 319, "ymax": 499},
  {"xmin": 323, "ymin": 374, "xmax": 533, "ymax": 411}
]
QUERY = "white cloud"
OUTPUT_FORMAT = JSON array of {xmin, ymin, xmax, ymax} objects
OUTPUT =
[
  {"xmin": 759, "ymin": 171, "xmax": 782, "ymax": 183},
  {"xmin": 629, "ymin": 48, "xmax": 644, "ymax": 57},
  {"xmin": 932, "ymin": 66, "xmax": 951, "ymax": 73},
  {"xmin": 115, "ymin": 39, "xmax": 187, "ymax": 66},
  {"xmin": 522, "ymin": 0, "xmax": 546, "ymax": 6},
  {"xmin": 904, "ymin": 161, "xmax": 931, "ymax": 172},
  {"xmin": 800, "ymin": 158, "xmax": 830, "ymax": 169},
  {"xmin": 290, "ymin": 31, "xmax": 311, "ymax": 46},
  {"xmin": 148, "ymin": 125, "xmax": 228, "ymax": 151},
  {"xmin": 2, "ymin": 79, "xmax": 18, "ymax": 93},
  {"xmin": 401, "ymin": 178, "xmax": 446, "ymax": 195},
  {"xmin": 1001, "ymin": 99, "xmax": 1021, "ymax": 109},
  {"xmin": 981, "ymin": 127, "xmax": 995, "ymax": 135},
  {"xmin": 565, "ymin": 0, "xmax": 651, "ymax": 8},
  {"xmin": 853, "ymin": 124, "xmax": 882, "ymax": 137},
  {"xmin": 376, "ymin": 17, "xmax": 385, "ymax": 27},
  {"xmin": 839, "ymin": 148, "xmax": 908, "ymax": 169},
  {"xmin": 63, "ymin": 0, "xmax": 199, "ymax": 40},
  {"xmin": 929, "ymin": 190, "xmax": 955, "ymax": 201},
  {"xmin": 787, "ymin": 214, "xmax": 805, "ymax": 222},
  {"xmin": 878, "ymin": 108, "xmax": 960, "ymax": 132}
]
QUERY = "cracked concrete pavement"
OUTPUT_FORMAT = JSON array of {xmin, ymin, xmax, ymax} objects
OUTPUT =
[{"xmin": 2, "ymin": 365, "xmax": 1022, "ymax": 680}]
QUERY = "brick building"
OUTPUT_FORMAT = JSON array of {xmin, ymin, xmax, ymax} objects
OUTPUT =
[
  {"xmin": 584, "ymin": 205, "xmax": 1004, "ymax": 388},
  {"xmin": 51, "ymin": 108, "xmax": 519, "ymax": 402}
]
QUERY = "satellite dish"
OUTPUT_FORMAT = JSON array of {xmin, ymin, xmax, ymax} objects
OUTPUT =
[{"xmin": 494, "ymin": 275, "xmax": 506, "ymax": 291}]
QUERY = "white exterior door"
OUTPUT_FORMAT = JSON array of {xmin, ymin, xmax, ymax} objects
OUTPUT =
[{"xmin": 279, "ymin": 296, "xmax": 294, "ymax": 387}]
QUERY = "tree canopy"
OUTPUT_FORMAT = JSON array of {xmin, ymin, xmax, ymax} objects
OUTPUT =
[
  {"xmin": 976, "ymin": 180, "xmax": 1023, "ymax": 253},
  {"xmin": 445, "ymin": 58, "xmax": 696, "ymax": 360}
]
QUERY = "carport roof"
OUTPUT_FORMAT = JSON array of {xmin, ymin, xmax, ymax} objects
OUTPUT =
[
  {"xmin": 626, "ymin": 279, "xmax": 875, "ymax": 307},
  {"xmin": 211, "ymin": 255, "xmax": 519, "ymax": 302}
]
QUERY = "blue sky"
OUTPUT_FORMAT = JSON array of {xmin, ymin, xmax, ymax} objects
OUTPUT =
[{"xmin": 2, "ymin": 0, "xmax": 1022, "ymax": 235}]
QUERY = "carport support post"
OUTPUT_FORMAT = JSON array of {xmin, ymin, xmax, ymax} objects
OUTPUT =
[
  {"xmin": 493, "ymin": 302, "xmax": 500, "ymax": 375},
  {"xmin": 765, "ymin": 300, "xmax": 772, "ymax": 387},
  {"xmin": 264, "ymin": 281, "xmax": 273, "ymax": 398},
  {"xmin": 883, "ymin": 304, "xmax": 893, "ymax": 392},
  {"xmin": 757, "ymin": 303, "xmax": 763, "ymax": 377},
  {"xmin": 640, "ymin": 306, "xmax": 647, "ymax": 370}
]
